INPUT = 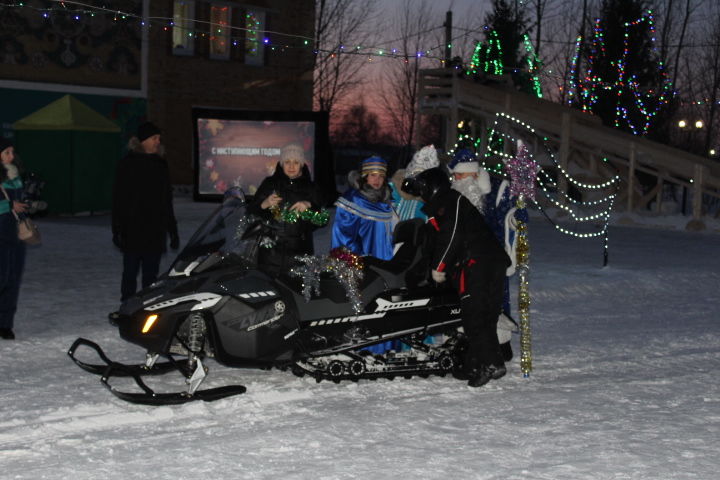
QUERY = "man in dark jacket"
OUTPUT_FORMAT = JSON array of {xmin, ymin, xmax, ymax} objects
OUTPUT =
[
  {"xmin": 247, "ymin": 143, "xmax": 324, "ymax": 275},
  {"xmin": 112, "ymin": 122, "xmax": 179, "ymax": 302},
  {"xmin": 406, "ymin": 167, "xmax": 510, "ymax": 388}
]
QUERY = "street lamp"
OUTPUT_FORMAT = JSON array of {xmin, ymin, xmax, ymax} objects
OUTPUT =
[
  {"xmin": 677, "ymin": 119, "xmax": 704, "ymax": 153},
  {"xmin": 676, "ymin": 119, "xmax": 708, "ymax": 214}
]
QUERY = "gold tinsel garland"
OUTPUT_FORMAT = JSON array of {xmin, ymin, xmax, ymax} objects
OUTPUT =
[{"xmin": 515, "ymin": 198, "xmax": 532, "ymax": 377}]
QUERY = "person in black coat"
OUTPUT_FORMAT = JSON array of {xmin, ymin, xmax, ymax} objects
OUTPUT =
[
  {"xmin": 404, "ymin": 167, "xmax": 510, "ymax": 388},
  {"xmin": 112, "ymin": 122, "xmax": 179, "ymax": 302},
  {"xmin": 247, "ymin": 143, "xmax": 324, "ymax": 275}
]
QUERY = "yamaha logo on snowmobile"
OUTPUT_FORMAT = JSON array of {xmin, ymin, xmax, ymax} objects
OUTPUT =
[{"xmin": 247, "ymin": 300, "xmax": 286, "ymax": 331}]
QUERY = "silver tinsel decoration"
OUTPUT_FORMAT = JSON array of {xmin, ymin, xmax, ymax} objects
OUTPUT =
[{"xmin": 290, "ymin": 254, "xmax": 365, "ymax": 314}]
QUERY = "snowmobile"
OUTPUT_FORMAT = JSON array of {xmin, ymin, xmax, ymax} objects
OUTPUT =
[{"xmin": 68, "ymin": 188, "xmax": 517, "ymax": 405}]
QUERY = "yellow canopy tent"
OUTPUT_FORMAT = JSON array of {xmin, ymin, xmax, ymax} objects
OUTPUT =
[{"xmin": 14, "ymin": 95, "xmax": 121, "ymax": 214}]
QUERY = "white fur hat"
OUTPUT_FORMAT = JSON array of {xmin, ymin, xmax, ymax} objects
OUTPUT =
[
  {"xmin": 280, "ymin": 143, "xmax": 306, "ymax": 164},
  {"xmin": 404, "ymin": 144, "xmax": 439, "ymax": 178}
]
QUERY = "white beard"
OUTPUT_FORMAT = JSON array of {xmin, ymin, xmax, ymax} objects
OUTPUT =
[{"xmin": 452, "ymin": 176, "xmax": 487, "ymax": 212}]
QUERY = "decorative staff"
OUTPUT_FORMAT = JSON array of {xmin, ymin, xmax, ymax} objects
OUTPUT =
[{"xmin": 504, "ymin": 141, "xmax": 539, "ymax": 378}]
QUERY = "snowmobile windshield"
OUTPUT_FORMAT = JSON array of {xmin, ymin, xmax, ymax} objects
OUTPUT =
[{"xmin": 169, "ymin": 191, "xmax": 256, "ymax": 276}]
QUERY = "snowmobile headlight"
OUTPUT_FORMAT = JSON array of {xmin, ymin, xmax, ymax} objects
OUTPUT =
[{"xmin": 142, "ymin": 314, "xmax": 159, "ymax": 334}]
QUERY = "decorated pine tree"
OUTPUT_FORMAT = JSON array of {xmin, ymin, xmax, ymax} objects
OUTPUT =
[
  {"xmin": 571, "ymin": 0, "xmax": 673, "ymax": 136},
  {"xmin": 466, "ymin": 0, "xmax": 541, "ymax": 96}
]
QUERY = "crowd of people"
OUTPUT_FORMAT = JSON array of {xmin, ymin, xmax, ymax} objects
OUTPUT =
[{"xmin": 3, "ymin": 127, "xmax": 517, "ymax": 389}]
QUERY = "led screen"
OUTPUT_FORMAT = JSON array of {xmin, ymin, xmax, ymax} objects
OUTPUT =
[{"xmin": 192, "ymin": 108, "xmax": 333, "ymax": 202}]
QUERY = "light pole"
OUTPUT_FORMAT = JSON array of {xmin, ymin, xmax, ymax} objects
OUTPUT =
[
  {"xmin": 677, "ymin": 119, "xmax": 704, "ymax": 214},
  {"xmin": 677, "ymin": 119, "xmax": 704, "ymax": 153}
]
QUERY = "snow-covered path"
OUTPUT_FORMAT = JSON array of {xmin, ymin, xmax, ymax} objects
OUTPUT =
[{"xmin": 1, "ymin": 199, "xmax": 719, "ymax": 479}]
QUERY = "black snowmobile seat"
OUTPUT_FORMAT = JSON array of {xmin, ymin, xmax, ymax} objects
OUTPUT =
[{"xmin": 365, "ymin": 218, "xmax": 425, "ymax": 289}]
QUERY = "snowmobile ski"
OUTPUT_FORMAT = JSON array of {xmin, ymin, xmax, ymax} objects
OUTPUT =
[
  {"xmin": 100, "ymin": 364, "xmax": 246, "ymax": 405},
  {"xmin": 69, "ymin": 337, "xmax": 247, "ymax": 405},
  {"xmin": 68, "ymin": 337, "xmax": 178, "ymax": 377}
]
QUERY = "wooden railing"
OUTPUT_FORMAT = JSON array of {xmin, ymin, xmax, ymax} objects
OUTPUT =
[{"xmin": 418, "ymin": 68, "xmax": 720, "ymax": 222}]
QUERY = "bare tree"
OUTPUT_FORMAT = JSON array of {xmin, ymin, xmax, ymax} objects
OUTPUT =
[
  {"xmin": 376, "ymin": 0, "xmax": 437, "ymax": 147},
  {"xmin": 530, "ymin": 0, "xmax": 596, "ymax": 103},
  {"xmin": 687, "ymin": 2, "xmax": 720, "ymax": 155},
  {"xmin": 331, "ymin": 103, "xmax": 391, "ymax": 146},
  {"xmin": 525, "ymin": 0, "xmax": 551, "ymax": 57},
  {"xmin": 313, "ymin": 0, "xmax": 380, "ymax": 114},
  {"xmin": 658, "ymin": 0, "xmax": 706, "ymax": 88}
]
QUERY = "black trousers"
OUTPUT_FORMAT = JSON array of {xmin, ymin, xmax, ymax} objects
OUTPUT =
[
  {"xmin": 0, "ymin": 240, "xmax": 25, "ymax": 329},
  {"xmin": 121, "ymin": 251, "xmax": 162, "ymax": 301},
  {"xmin": 455, "ymin": 259, "xmax": 506, "ymax": 370}
]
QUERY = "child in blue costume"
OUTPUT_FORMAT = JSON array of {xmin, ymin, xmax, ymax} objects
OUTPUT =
[
  {"xmin": 332, "ymin": 156, "xmax": 395, "ymax": 354},
  {"xmin": 332, "ymin": 156, "xmax": 394, "ymax": 260},
  {"xmin": 389, "ymin": 145, "xmax": 440, "ymax": 222}
]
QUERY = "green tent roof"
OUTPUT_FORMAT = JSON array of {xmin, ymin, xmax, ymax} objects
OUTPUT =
[{"xmin": 13, "ymin": 94, "xmax": 121, "ymax": 132}]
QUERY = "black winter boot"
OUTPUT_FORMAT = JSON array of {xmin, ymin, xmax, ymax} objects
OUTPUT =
[
  {"xmin": 467, "ymin": 367, "xmax": 493, "ymax": 388},
  {"xmin": 0, "ymin": 328, "xmax": 15, "ymax": 340}
]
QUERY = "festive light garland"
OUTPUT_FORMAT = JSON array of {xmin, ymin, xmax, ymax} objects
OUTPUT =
[
  {"xmin": 466, "ymin": 31, "xmax": 543, "ymax": 98},
  {"xmin": 0, "ymin": 1, "xmax": 453, "ymax": 63},
  {"xmin": 452, "ymin": 111, "xmax": 620, "ymax": 242},
  {"xmin": 567, "ymin": 10, "xmax": 674, "ymax": 136},
  {"xmin": 7, "ymin": 0, "xmax": 717, "ymax": 111}
]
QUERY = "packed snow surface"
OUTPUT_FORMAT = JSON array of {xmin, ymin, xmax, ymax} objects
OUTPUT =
[{"xmin": 1, "ymin": 198, "xmax": 719, "ymax": 479}]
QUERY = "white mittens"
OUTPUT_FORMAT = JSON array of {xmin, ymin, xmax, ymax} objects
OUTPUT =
[{"xmin": 431, "ymin": 269, "xmax": 446, "ymax": 283}]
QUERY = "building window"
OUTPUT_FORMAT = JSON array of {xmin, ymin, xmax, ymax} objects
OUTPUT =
[
  {"xmin": 244, "ymin": 10, "xmax": 265, "ymax": 66},
  {"xmin": 172, "ymin": 0, "xmax": 195, "ymax": 55},
  {"xmin": 209, "ymin": 4, "xmax": 231, "ymax": 60}
]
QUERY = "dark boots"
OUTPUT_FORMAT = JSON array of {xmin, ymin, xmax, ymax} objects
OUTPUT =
[
  {"xmin": 466, "ymin": 363, "xmax": 506, "ymax": 388},
  {"xmin": 0, "ymin": 328, "xmax": 15, "ymax": 340}
]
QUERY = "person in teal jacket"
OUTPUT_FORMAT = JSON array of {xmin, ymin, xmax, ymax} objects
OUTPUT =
[{"xmin": 0, "ymin": 138, "xmax": 28, "ymax": 340}]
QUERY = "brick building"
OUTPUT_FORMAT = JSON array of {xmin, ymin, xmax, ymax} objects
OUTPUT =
[{"xmin": 0, "ymin": 0, "xmax": 316, "ymax": 184}]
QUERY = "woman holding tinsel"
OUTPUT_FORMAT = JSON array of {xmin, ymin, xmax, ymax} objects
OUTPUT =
[{"xmin": 248, "ymin": 143, "xmax": 326, "ymax": 275}]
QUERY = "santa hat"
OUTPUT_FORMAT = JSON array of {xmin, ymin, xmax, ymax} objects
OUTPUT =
[
  {"xmin": 404, "ymin": 144, "xmax": 439, "ymax": 178},
  {"xmin": 361, "ymin": 156, "xmax": 387, "ymax": 176},
  {"xmin": 449, "ymin": 148, "xmax": 479, "ymax": 174}
]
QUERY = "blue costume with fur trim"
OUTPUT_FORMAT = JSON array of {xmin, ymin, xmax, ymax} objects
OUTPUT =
[{"xmin": 332, "ymin": 189, "xmax": 394, "ymax": 260}]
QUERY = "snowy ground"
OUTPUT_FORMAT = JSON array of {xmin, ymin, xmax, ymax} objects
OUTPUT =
[{"xmin": 1, "ymin": 198, "xmax": 719, "ymax": 480}]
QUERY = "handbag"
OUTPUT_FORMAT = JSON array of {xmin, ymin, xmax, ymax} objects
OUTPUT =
[
  {"xmin": 1, "ymin": 184, "xmax": 41, "ymax": 245},
  {"xmin": 17, "ymin": 217, "xmax": 41, "ymax": 245}
]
